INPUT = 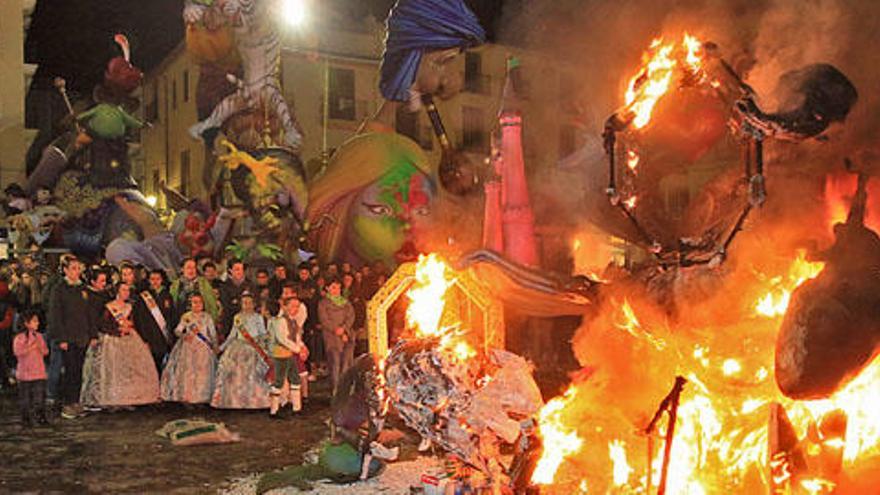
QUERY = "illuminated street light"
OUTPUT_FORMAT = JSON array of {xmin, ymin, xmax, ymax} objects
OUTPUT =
[
  {"xmin": 281, "ymin": 0, "xmax": 306, "ymax": 28},
  {"xmin": 146, "ymin": 195, "xmax": 158, "ymax": 207}
]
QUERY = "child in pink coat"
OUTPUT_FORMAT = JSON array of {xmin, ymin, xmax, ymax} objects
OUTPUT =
[{"xmin": 13, "ymin": 309, "xmax": 49, "ymax": 428}]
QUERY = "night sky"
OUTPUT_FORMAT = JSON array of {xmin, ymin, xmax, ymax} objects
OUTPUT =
[{"xmin": 24, "ymin": 0, "xmax": 504, "ymax": 96}]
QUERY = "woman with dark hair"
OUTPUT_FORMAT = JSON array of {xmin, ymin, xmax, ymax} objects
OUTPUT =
[
  {"xmin": 161, "ymin": 293, "xmax": 218, "ymax": 404},
  {"xmin": 80, "ymin": 283, "xmax": 160, "ymax": 409},
  {"xmin": 12, "ymin": 270, "xmax": 42, "ymax": 311}
]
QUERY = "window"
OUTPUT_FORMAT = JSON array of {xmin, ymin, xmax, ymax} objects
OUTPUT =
[
  {"xmin": 396, "ymin": 106, "xmax": 419, "ymax": 142},
  {"xmin": 461, "ymin": 106, "xmax": 486, "ymax": 151},
  {"xmin": 464, "ymin": 52, "xmax": 488, "ymax": 94},
  {"xmin": 145, "ymin": 83, "xmax": 159, "ymax": 122},
  {"xmin": 183, "ymin": 70, "xmax": 190, "ymax": 103},
  {"xmin": 180, "ymin": 150, "xmax": 190, "ymax": 196},
  {"xmin": 152, "ymin": 170, "xmax": 160, "ymax": 195},
  {"xmin": 328, "ymin": 67, "xmax": 355, "ymax": 120},
  {"xmin": 396, "ymin": 107, "xmax": 434, "ymax": 151}
]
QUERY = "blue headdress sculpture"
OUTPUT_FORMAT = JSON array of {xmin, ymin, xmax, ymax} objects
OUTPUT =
[{"xmin": 380, "ymin": 0, "xmax": 486, "ymax": 102}]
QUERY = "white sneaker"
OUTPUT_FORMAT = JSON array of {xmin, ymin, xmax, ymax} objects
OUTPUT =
[
  {"xmin": 370, "ymin": 442, "xmax": 399, "ymax": 461},
  {"xmin": 418, "ymin": 437, "xmax": 432, "ymax": 452}
]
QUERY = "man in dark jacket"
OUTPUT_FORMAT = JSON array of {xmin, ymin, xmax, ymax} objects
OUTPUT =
[
  {"xmin": 219, "ymin": 260, "xmax": 253, "ymax": 342},
  {"xmin": 133, "ymin": 269, "xmax": 174, "ymax": 374},
  {"xmin": 48, "ymin": 256, "xmax": 94, "ymax": 419},
  {"xmin": 268, "ymin": 262, "xmax": 288, "ymax": 301},
  {"xmin": 85, "ymin": 268, "xmax": 112, "ymax": 327}
]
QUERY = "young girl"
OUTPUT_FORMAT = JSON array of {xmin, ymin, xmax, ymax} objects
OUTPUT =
[
  {"xmin": 211, "ymin": 292, "xmax": 272, "ymax": 409},
  {"xmin": 13, "ymin": 309, "xmax": 49, "ymax": 428},
  {"xmin": 161, "ymin": 294, "xmax": 218, "ymax": 404},
  {"xmin": 80, "ymin": 283, "xmax": 160, "ymax": 409}
]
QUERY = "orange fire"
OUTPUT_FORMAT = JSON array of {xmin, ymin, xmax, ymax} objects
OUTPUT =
[
  {"xmin": 754, "ymin": 250, "xmax": 825, "ymax": 317},
  {"xmin": 624, "ymin": 33, "xmax": 705, "ymax": 129},
  {"xmin": 532, "ymin": 385, "xmax": 584, "ymax": 485},
  {"xmin": 824, "ymin": 173, "xmax": 880, "ymax": 235},
  {"xmin": 529, "ymin": 32, "xmax": 880, "ymax": 495},
  {"xmin": 530, "ymin": 249, "xmax": 880, "ymax": 493},
  {"xmin": 405, "ymin": 253, "xmax": 476, "ymax": 361},
  {"xmin": 626, "ymin": 149, "xmax": 640, "ymax": 172},
  {"xmin": 615, "ymin": 298, "xmax": 666, "ymax": 351}
]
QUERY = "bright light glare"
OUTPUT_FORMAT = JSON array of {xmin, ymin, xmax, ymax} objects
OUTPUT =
[
  {"xmin": 281, "ymin": 0, "xmax": 307, "ymax": 28},
  {"xmin": 145, "ymin": 195, "xmax": 158, "ymax": 207}
]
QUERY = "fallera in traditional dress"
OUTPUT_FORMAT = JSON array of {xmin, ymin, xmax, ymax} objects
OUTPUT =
[
  {"xmin": 81, "ymin": 302, "xmax": 160, "ymax": 407},
  {"xmin": 160, "ymin": 311, "xmax": 217, "ymax": 404},
  {"xmin": 211, "ymin": 311, "xmax": 273, "ymax": 409}
]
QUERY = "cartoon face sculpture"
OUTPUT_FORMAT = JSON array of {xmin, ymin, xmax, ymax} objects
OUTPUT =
[
  {"xmin": 351, "ymin": 166, "xmax": 435, "ymax": 264},
  {"xmin": 306, "ymin": 132, "xmax": 437, "ymax": 266}
]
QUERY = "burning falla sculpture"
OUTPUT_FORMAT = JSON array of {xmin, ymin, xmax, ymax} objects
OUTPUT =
[{"xmin": 776, "ymin": 171, "xmax": 880, "ymax": 399}]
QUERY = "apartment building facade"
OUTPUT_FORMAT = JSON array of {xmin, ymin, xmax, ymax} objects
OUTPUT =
[{"xmin": 0, "ymin": 0, "xmax": 38, "ymax": 188}]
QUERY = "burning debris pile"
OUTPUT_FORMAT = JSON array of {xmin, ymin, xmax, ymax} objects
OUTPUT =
[
  {"xmin": 381, "ymin": 254, "xmax": 544, "ymax": 490},
  {"xmin": 384, "ymin": 341, "xmax": 543, "ymax": 476}
]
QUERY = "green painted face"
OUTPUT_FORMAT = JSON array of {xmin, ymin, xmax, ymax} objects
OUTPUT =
[{"xmin": 350, "ymin": 163, "xmax": 434, "ymax": 264}]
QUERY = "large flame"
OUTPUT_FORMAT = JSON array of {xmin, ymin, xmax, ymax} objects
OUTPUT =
[
  {"xmin": 754, "ymin": 250, "xmax": 824, "ymax": 317},
  {"xmin": 532, "ymin": 385, "xmax": 584, "ymax": 485},
  {"xmin": 531, "ymin": 249, "xmax": 879, "ymax": 493},
  {"xmin": 529, "ymin": 32, "xmax": 880, "ymax": 495},
  {"xmin": 624, "ymin": 33, "xmax": 705, "ymax": 129},
  {"xmin": 405, "ymin": 253, "xmax": 476, "ymax": 361}
]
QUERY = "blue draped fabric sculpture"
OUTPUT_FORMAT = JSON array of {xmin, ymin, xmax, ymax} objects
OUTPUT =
[{"xmin": 380, "ymin": 0, "xmax": 486, "ymax": 102}]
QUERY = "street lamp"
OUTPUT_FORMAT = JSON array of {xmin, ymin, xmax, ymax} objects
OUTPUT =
[{"xmin": 281, "ymin": 0, "xmax": 307, "ymax": 28}]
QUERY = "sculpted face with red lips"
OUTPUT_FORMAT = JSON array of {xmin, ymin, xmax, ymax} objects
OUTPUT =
[{"xmin": 306, "ymin": 132, "xmax": 437, "ymax": 267}]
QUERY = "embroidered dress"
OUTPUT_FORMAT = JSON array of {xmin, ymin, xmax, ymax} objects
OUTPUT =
[
  {"xmin": 160, "ymin": 311, "xmax": 217, "ymax": 404},
  {"xmin": 211, "ymin": 312, "xmax": 272, "ymax": 409},
  {"xmin": 81, "ymin": 302, "xmax": 160, "ymax": 407}
]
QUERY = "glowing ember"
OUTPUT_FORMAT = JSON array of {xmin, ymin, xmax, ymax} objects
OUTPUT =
[
  {"xmin": 721, "ymin": 358, "xmax": 742, "ymax": 377},
  {"xmin": 626, "ymin": 149, "xmax": 640, "ymax": 171},
  {"xmin": 608, "ymin": 440, "xmax": 633, "ymax": 487},
  {"xmin": 624, "ymin": 32, "xmax": 705, "ymax": 129},
  {"xmin": 754, "ymin": 250, "xmax": 824, "ymax": 317},
  {"xmin": 800, "ymin": 477, "xmax": 836, "ymax": 495},
  {"xmin": 532, "ymin": 386, "xmax": 584, "ymax": 485},
  {"xmin": 614, "ymin": 299, "xmax": 666, "ymax": 350},
  {"xmin": 755, "ymin": 291, "xmax": 791, "ymax": 318}
]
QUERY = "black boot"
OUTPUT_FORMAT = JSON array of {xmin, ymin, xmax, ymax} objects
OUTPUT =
[{"xmin": 36, "ymin": 409, "xmax": 50, "ymax": 426}]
